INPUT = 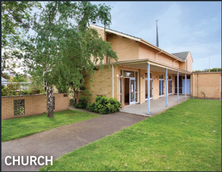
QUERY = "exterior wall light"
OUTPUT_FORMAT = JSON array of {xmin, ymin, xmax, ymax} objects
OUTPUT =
[{"xmin": 141, "ymin": 74, "xmax": 144, "ymax": 79}]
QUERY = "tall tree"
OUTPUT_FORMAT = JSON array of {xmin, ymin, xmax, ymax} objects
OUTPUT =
[
  {"xmin": 1, "ymin": 1, "xmax": 41, "ymax": 48},
  {"xmin": 1, "ymin": 1, "xmax": 41, "ymax": 72},
  {"xmin": 20, "ymin": 1, "xmax": 118, "ymax": 117}
]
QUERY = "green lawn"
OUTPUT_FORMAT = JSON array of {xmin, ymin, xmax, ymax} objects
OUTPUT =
[
  {"xmin": 40, "ymin": 99, "xmax": 221, "ymax": 171},
  {"xmin": 2, "ymin": 109, "xmax": 100, "ymax": 142}
]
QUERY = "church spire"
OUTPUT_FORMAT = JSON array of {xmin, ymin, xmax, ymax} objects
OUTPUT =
[{"xmin": 156, "ymin": 20, "xmax": 159, "ymax": 47}]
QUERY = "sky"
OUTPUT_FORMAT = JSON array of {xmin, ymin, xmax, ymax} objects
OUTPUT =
[{"xmin": 91, "ymin": 1, "xmax": 221, "ymax": 71}]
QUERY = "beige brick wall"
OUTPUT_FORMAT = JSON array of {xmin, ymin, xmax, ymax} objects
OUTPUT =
[
  {"xmin": 1, "ymin": 93, "xmax": 69, "ymax": 120},
  {"xmin": 109, "ymin": 34, "xmax": 139, "ymax": 63},
  {"xmin": 138, "ymin": 43, "xmax": 156, "ymax": 61},
  {"xmin": 138, "ymin": 43, "xmax": 180, "ymax": 69},
  {"xmin": 90, "ymin": 26, "xmax": 192, "ymax": 73},
  {"xmin": 89, "ymin": 26, "xmax": 106, "ymax": 64},
  {"xmin": 179, "ymin": 61, "xmax": 186, "ymax": 70},
  {"xmin": 84, "ymin": 66, "xmax": 112, "ymax": 102},
  {"xmin": 186, "ymin": 52, "xmax": 193, "ymax": 72},
  {"xmin": 191, "ymin": 72, "xmax": 221, "ymax": 99}
]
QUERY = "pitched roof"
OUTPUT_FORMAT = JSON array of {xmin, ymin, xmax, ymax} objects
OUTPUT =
[
  {"xmin": 90, "ymin": 24, "xmax": 185, "ymax": 62},
  {"xmin": 172, "ymin": 51, "xmax": 190, "ymax": 60},
  {"xmin": 1, "ymin": 77, "xmax": 8, "ymax": 82}
]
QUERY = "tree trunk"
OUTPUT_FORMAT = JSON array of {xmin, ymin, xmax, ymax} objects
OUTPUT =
[{"xmin": 46, "ymin": 83, "xmax": 54, "ymax": 118}]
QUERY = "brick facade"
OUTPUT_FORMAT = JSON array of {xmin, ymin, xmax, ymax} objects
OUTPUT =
[
  {"xmin": 84, "ymin": 25, "xmax": 221, "ymax": 105},
  {"xmin": 1, "ymin": 93, "xmax": 69, "ymax": 120},
  {"xmin": 191, "ymin": 72, "xmax": 221, "ymax": 99},
  {"xmin": 84, "ymin": 66, "xmax": 112, "ymax": 102}
]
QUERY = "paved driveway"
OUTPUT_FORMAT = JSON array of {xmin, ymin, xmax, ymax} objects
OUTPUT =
[{"xmin": 2, "ymin": 111, "xmax": 147, "ymax": 171}]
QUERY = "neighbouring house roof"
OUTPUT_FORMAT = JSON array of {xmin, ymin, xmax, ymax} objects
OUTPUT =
[
  {"xmin": 1, "ymin": 77, "xmax": 8, "ymax": 82},
  {"xmin": 90, "ymin": 24, "xmax": 185, "ymax": 62},
  {"xmin": 172, "ymin": 51, "xmax": 190, "ymax": 60}
]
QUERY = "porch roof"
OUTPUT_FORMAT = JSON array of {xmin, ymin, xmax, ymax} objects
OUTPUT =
[{"xmin": 97, "ymin": 58, "xmax": 192, "ymax": 75}]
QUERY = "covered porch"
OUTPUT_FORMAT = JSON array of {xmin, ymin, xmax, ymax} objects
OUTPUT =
[
  {"xmin": 120, "ymin": 95, "xmax": 190, "ymax": 116},
  {"xmin": 117, "ymin": 59, "xmax": 191, "ymax": 115}
]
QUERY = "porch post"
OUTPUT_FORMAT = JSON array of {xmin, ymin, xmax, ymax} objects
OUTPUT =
[
  {"xmin": 112, "ymin": 65, "xmax": 114, "ymax": 98},
  {"xmin": 165, "ymin": 68, "xmax": 168, "ymax": 107},
  {"xmin": 177, "ymin": 71, "xmax": 179, "ymax": 101},
  {"xmin": 185, "ymin": 73, "xmax": 187, "ymax": 98},
  {"xmin": 147, "ymin": 63, "xmax": 150, "ymax": 115}
]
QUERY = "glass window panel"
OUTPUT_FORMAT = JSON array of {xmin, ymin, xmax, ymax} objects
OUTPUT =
[
  {"xmin": 123, "ymin": 71, "xmax": 134, "ymax": 77},
  {"xmin": 168, "ymin": 80, "xmax": 172, "ymax": 94},
  {"xmin": 150, "ymin": 80, "xmax": 153, "ymax": 98},
  {"xmin": 145, "ymin": 73, "xmax": 152, "ymax": 78},
  {"xmin": 159, "ymin": 74, "xmax": 164, "ymax": 79},
  {"xmin": 130, "ymin": 80, "xmax": 135, "ymax": 102}
]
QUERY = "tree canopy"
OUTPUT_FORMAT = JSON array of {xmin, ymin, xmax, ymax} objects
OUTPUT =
[
  {"xmin": 20, "ymin": 1, "xmax": 118, "ymax": 117},
  {"xmin": 1, "ymin": 1, "xmax": 41, "ymax": 48},
  {"xmin": 11, "ymin": 74, "xmax": 28, "ymax": 82}
]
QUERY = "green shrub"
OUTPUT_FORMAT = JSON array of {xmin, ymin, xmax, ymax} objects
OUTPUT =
[
  {"xmin": 86, "ymin": 102, "xmax": 96, "ymax": 112},
  {"xmin": 69, "ymin": 99, "xmax": 74, "ymax": 106},
  {"xmin": 15, "ymin": 91, "xmax": 20, "ymax": 96},
  {"xmin": 10, "ymin": 90, "xmax": 16, "ymax": 95},
  {"xmin": 23, "ymin": 90, "xmax": 29, "ymax": 95},
  {"xmin": 80, "ymin": 89, "xmax": 92, "ymax": 103},
  {"xmin": 87, "ymin": 96, "xmax": 121, "ymax": 114},
  {"xmin": 1, "ymin": 86, "xmax": 10, "ymax": 96},
  {"xmin": 75, "ymin": 89, "xmax": 92, "ymax": 109},
  {"xmin": 75, "ymin": 98, "xmax": 88, "ymax": 109},
  {"xmin": 27, "ymin": 89, "xmax": 33, "ymax": 95},
  {"xmin": 7, "ymin": 83, "xmax": 16, "ymax": 90}
]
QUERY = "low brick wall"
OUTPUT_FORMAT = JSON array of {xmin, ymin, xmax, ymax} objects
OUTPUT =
[
  {"xmin": 1, "ymin": 93, "xmax": 69, "ymax": 120},
  {"xmin": 191, "ymin": 72, "xmax": 221, "ymax": 99}
]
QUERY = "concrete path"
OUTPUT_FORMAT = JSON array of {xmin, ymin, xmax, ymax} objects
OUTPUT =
[
  {"xmin": 121, "ymin": 95, "xmax": 190, "ymax": 116},
  {"xmin": 2, "ymin": 111, "xmax": 146, "ymax": 171}
]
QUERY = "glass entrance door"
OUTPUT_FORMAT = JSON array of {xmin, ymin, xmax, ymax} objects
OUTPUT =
[
  {"xmin": 129, "ymin": 78, "xmax": 136, "ymax": 104},
  {"xmin": 120, "ymin": 78, "xmax": 124, "ymax": 105},
  {"xmin": 159, "ymin": 79, "xmax": 164, "ymax": 97},
  {"xmin": 168, "ymin": 80, "xmax": 172, "ymax": 94},
  {"xmin": 145, "ymin": 79, "xmax": 153, "ymax": 99}
]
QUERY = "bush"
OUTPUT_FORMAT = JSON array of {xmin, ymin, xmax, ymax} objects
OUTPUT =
[
  {"xmin": 75, "ymin": 89, "xmax": 92, "ymax": 109},
  {"xmin": 15, "ymin": 91, "xmax": 20, "ymax": 96},
  {"xmin": 86, "ymin": 102, "xmax": 96, "ymax": 112},
  {"xmin": 7, "ymin": 83, "xmax": 16, "ymax": 90},
  {"xmin": 32, "ymin": 89, "xmax": 40, "ymax": 94},
  {"xmin": 69, "ymin": 99, "xmax": 74, "ymax": 106},
  {"xmin": 23, "ymin": 90, "xmax": 29, "ymax": 95},
  {"xmin": 87, "ymin": 96, "xmax": 121, "ymax": 114},
  {"xmin": 75, "ymin": 98, "xmax": 88, "ymax": 109},
  {"xmin": 1, "ymin": 86, "xmax": 10, "ymax": 96},
  {"xmin": 80, "ymin": 89, "xmax": 92, "ymax": 103},
  {"xmin": 10, "ymin": 90, "xmax": 16, "ymax": 95}
]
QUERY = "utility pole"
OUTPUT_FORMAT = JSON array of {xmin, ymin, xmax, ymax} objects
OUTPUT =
[{"xmin": 156, "ymin": 20, "xmax": 159, "ymax": 47}]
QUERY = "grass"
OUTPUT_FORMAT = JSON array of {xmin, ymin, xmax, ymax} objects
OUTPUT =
[
  {"xmin": 39, "ymin": 99, "xmax": 221, "ymax": 171},
  {"xmin": 2, "ymin": 109, "xmax": 100, "ymax": 142}
]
